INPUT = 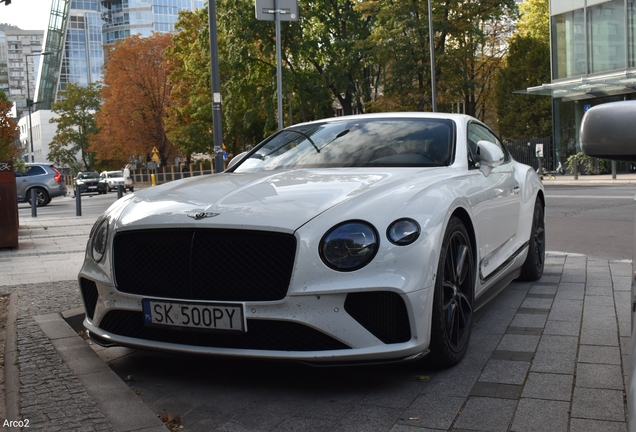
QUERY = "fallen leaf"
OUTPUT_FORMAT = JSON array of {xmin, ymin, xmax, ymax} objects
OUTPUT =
[{"xmin": 416, "ymin": 375, "xmax": 431, "ymax": 381}]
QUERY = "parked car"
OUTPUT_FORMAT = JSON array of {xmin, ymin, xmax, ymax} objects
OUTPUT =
[
  {"xmin": 99, "ymin": 170, "xmax": 130, "ymax": 192},
  {"xmin": 78, "ymin": 113, "xmax": 545, "ymax": 367},
  {"xmin": 15, "ymin": 163, "xmax": 67, "ymax": 207},
  {"xmin": 73, "ymin": 171, "xmax": 107, "ymax": 196},
  {"xmin": 579, "ymin": 101, "xmax": 636, "ymax": 432}
]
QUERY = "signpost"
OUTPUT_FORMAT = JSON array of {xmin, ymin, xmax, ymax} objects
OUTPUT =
[{"xmin": 255, "ymin": 0, "xmax": 298, "ymax": 130}]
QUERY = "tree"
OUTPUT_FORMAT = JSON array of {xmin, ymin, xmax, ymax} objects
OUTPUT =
[
  {"xmin": 164, "ymin": 9, "xmax": 213, "ymax": 163},
  {"xmin": 516, "ymin": 0, "xmax": 549, "ymax": 44},
  {"xmin": 48, "ymin": 82, "xmax": 101, "ymax": 172},
  {"xmin": 0, "ymin": 90, "xmax": 20, "ymax": 163},
  {"xmin": 496, "ymin": 0, "xmax": 551, "ymax": 138},
  {"xmin": 93, "ymin": 33, "xmax": 176, "ymax": 166},
  {"xmin": 496, "ymin": 34, "xmax": 551, "ymax": 138},
  {"xmin": 357, "ymin": 0, "xmax": 518, "ymax": 122}
]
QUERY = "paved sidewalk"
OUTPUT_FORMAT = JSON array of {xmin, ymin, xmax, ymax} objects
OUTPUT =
[{"xmin": 0, "ymin": 177, "xmax": 632, "ymax": 431}]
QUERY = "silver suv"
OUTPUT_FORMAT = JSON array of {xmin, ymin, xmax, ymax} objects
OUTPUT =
[{"xmin": 15, "ymin": 163, "xmax": 67, "ymax": 206}]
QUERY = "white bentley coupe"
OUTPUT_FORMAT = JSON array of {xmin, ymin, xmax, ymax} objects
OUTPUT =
[{"xmin": 78, "ymin": 113, "xmax": 545, "ymax": 367}]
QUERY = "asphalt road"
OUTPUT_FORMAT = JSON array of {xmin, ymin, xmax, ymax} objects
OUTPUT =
[{"xmin": 544, "ymin": 184, "xmax": 635, "ymax": 261}]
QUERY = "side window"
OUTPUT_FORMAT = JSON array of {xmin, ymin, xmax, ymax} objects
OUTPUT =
[
  {"xmin": 467, "ymin": 123, "xmax": 509, "ymax": 165},
  {"xmin": 26, "ymin": 166, "xmax": 46, "ymax": 176}
]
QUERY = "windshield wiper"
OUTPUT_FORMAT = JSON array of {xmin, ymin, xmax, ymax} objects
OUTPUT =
[{"xmin": 284, "ymin": 130, "xmax": 321, "ymax": 153}]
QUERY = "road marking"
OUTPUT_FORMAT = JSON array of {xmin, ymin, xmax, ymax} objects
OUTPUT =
[{"xmin": 546, "ymin": 195, "xmax": 634, "ymax": 200}]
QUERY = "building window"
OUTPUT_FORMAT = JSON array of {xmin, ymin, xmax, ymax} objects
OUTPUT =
[
  {"xmin": 552, "ymin": 8, "xmax": 586, "ymax": 79},
  {"xmin": 588, "ymin": 0, "xmax": 626, "ymax": 74},
  {"xmin": 629, "ymin": 0, "xmax": 636, "ymax": 66}
]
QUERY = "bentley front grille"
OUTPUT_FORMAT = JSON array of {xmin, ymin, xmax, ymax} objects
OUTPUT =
[{"xmin": 113, "ymin": 229, "xmax": 297, "ymax": 302}]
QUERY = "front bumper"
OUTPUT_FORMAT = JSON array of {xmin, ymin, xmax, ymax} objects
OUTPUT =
[{"xmin": 78, "ymin": 276, "xmax": 434, "ymax": 363}]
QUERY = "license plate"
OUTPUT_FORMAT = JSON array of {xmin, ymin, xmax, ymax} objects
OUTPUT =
[
  {"xmin": 88, "ymin": 186, "xmax": 97, "ymax": 189},
  {"xmin": 142, "ymin": 299, "xmax": 245, "ymax": 332}
]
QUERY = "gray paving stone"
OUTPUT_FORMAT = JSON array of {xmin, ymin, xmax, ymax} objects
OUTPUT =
[
  {"xmin": 510, "ymin": 313, "xmax": 547, "ymax": 328},
  {"xmin": 580, "ymin": 327, "xmax": 619, "ymax": 347},
  {"xmin": 521, "ymin": 297, "xmax": 554, "ymax": 309},
  {"xmin": 560, "ymin": 273, "xmax": 586, "ymax": 284},
  {"xmin": 399, "ymin": 394, "xmax": 465, "ymax": 430},
  {"xmin": 611, "ymin": 276, "xmax": 632, "ymax": 292},
  {"xmin": 473, "ymin": 306, "xmax": 516, "ymax": 335},
  {"xmin": 511, "ymin": 398, "xmax": 570, "ymax": 432},
  {"xmin": 556, "ymin": 283, "xmax": 586, "ymax": 300},
  {"xmin": 496, "ymin": 334, "xmax": 541, "ymax": 353},
  {"xmin": 571, "ymin": 388, "xmax": 625, "ymax": 422},
  {"xmin": 586, "ymin": 285, "xmax": 614, "ymax": 296},
  {"xmin": 570, "ymin": 418, "xmax": 627, "ymax": 432},
  {"xmin": 529, "ymin": 285, "xmax": 558, "ymax": 295},
  {"xmin": 331, "ymin": 405, "xmax": 403, "ymax": 432},
  {"xmin": 478, "ymin": 360, "xmax": 530, "ymax": 386},
  {"xmin": 271, "ymin": 416, "xmax": 337, "ymax": 432},
  {"xmin": 549, "ymin": 299, "xmax": 584, "ymax": 321},
  {"xmin": 543, "ymin": 320, "xmax": 581, "ymax": 336},
  {"xmin": 521, "ymin": 372, "xmax": 573, "ymax": 401},
  {"xmin": 361, "ymin": 381, "xmax": 423, "ymax": 409},
  {"xmin": 576, "ymin": 363, "xmax": 624, "ymax": 390},
  {"xmin": 578, "ymin": 345, "xmax": 621, "ymax": 365},
  {"xmin": 470, "ymin": 382, "xmax": 522, "ymax": 399},
  {"xmin": 530, "ymin": 350, "xmax": 576, "ymax": 374},
  {"xmin": 537, "ymin": 334, "xmax": 579, "ymax": 354},
  {"xmin": 538, "ymin": 275, "xmax": 561, "ymax": 284},
  {"xmin": 452, "ymin": 397, "xmax": 517, "ymax": 432}
]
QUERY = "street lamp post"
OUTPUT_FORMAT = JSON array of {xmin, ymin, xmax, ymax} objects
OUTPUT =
[{"xmin": 24, "ymin": 51, "xmax": 51, "ymax": 163}]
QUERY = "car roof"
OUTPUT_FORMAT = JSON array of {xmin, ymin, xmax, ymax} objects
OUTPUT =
[{"xmin": 287, "ymin": 112, "xmax": 476, "ymax": 129}]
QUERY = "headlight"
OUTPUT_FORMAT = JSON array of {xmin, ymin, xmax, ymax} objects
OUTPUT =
[
  {"xmin": 91, "ymin": 219, "xmax": 109, "ymax": 262},
  {"xmin": 320, "ymin": 221, "xmax": 378, "ymax": 271},
  {"xmin": 387, "ymin": 218, "xmax": 420, "ymax": 246}
]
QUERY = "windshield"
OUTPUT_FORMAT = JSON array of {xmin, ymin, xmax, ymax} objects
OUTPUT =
[
  {"xmin": 78, "ymin": 172, "xmax": 98, "ymax": 179},
  {"xmin": 233, "ymin": 118, "xmax": 455, "ymax": 172},
  {"xmin": 107, "ymin": 171, "xmax": 123, "ymax": 178}
]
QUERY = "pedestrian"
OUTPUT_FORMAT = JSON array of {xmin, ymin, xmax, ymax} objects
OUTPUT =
[{"xmin": 123, "ymin": 164, "xmax": 134, "ymax": 192}]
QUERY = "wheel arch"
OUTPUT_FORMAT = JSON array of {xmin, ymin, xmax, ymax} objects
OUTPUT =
[{"xmin": 450, "ymin": 207, "xmax": 477, "ymax": 272}]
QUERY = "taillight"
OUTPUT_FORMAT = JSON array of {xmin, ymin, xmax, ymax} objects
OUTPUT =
[{"xmin": 50, "ymin": 166, "xmax": 62, "ymax": 183}]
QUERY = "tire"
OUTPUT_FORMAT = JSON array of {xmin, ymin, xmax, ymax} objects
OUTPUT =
[
  {"xmin": 429, "ymin": 216, "xmax": 475, "ymax": 367},
  {"xmin": 27, "ymin": 188, "xmax": 50, "ymax": 207},
  {"xmin": 518, "ymin": 199, "xmax": 545, "ymax": 281}
]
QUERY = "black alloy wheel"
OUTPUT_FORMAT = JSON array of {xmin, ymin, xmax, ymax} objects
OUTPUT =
[
  {"xmin": 429, "ymin": 216, "xmax": 475, "ymax": 367},
  {"xmin": 518, "ymin": 199, "xmax": 545, "ymax": 281}
]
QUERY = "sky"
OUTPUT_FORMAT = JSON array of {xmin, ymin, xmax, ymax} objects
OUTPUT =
[{"xmin": 0, "ymin": 0, "xmax": 53, "ymax": 31}]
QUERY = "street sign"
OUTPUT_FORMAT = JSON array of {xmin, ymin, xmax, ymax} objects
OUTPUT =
[
  {"xmin": 535, "ymin": 144, "xmax": 544, "ymax": 158},
  {"xmin": 255, "ymin": 0, "xmax": 298, "ymax": 21},
  {"xmin": 147, "ymin": 162, "xmax": 157, "ymax": 170}
]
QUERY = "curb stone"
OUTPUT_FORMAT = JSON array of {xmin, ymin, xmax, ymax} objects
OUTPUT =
[
  {"xmin": 5, "ymin": 293, "xmax": 19, "ymax": 432},
  {"xmin": 34, "ymin": 311, "xmax": 167, "ymax": 432}
]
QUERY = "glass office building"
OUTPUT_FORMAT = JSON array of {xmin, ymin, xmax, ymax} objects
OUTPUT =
[
  {"xmin": 525, "ymin": 0, "xmax": 636, "ymax": 163},
  {"xmin": 34, "ymin": 0, "xmax": 204, "ymax": 110}
]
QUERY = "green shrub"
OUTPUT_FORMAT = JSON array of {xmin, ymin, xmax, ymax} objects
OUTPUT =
[{"xmin": 564, "ymin": 152, "xmax": 611, "ymax": 175}]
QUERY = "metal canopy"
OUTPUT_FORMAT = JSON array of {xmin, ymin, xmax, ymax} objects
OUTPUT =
[{"xmin": 516, "ymin": 70, "xmax": 636, "ymax": 101}]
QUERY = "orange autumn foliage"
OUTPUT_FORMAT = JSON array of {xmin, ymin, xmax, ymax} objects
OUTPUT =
[{"xmin": 91, "ymin": 33, "xmax": 177, "ymax": 165}]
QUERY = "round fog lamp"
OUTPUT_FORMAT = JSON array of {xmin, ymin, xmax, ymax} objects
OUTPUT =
[{"xmin": 387, "ymin": 219, "xmax": 420, "ymax": 245}]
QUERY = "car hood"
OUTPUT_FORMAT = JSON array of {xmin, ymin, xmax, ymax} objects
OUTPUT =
[{"xmin": 117, "ymin": 168, "xmax": 450, "ymax": 232}]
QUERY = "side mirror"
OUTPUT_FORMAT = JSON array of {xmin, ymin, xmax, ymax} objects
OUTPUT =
[
  {"xmin": 475, "ymin": 140, "xmax": 504, "ymax": 176},
  {"xmin": 227, "ymin": 151, "xmax": 248, "ymax": 169},
  {"xmin": 580, "ymin": 101, "xmax": 636, "ymax": 161}
]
